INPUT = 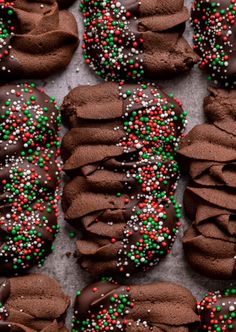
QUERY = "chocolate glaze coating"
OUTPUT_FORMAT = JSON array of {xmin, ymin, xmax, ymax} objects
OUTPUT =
[
  {"xmin": 81, "ymin": 0, "xmax": 198, "ymax": 81},
  {"xmin": 178, "ymin": 87, "xmax": 236, "ymax": 279},
  {"xmin": 198, "ymin": 287, "xmax": 236, "ymax": 331},
  {"xmin": 61, "ymin": 82, "xmax": 186, "ymax": 277},
  {"xmin": 0, "ymin": 274, "xmax": 70, "ymax": 331},
  {"xmin": 0, "ymin": 0, "xmax": 78, "ymax": 80},
  {"xmin": 72, "ymin": 280, "xmax": 200, "ymax": 331},
  {"xmin": 57, "ymin": 0, "xmax": 76, "ymax": 8},
  {"xmin": 191, "ymin": 0, "xmax": 236, "ymax": 87},
  {"xmin": 0, "ymin": 83, "xmax": 61, "ymax": 274}
]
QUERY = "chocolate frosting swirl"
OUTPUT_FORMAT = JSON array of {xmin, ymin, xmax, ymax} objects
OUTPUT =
[
  {"xmin": 61, "ymin": 82, "xmax": 186, "ymax": 277},
  {"xmin": 0, "ymin": 83, "xmax": 61, "ymax": 275},
  {"xmin": 0, "ymin": 0, "xmax": 78, "ymax": 80},
  {"xmin": 0, "ymin": 274, "xmax": 70, "ymax": 331},
  {"xmin": 178, "ymin": 87, "xmax": 236, "ymax": 279},
  {"xmin": 81, "ymin": 0, "xmax": 198, "ymax": 81},
  {"xmin": 72, "ymin": 280, "xmax": 200, "ymax": 332}
]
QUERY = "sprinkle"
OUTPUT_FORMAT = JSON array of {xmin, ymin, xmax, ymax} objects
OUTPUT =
[
  {"xmin": 115, "ymin": 83, "xmax": 186, "ymax": 275},
  {"xmin": 72, "ymin": 282, "xmax": 133, "ymax": 332},
  {"xmin": 80, "ymin": 0, "xmax": 144, "ymax": 80},
  {"xmin": 0, "ymin": 83, "xmax": 61, "ymax": 273},
  {"xmin": 191, "ymin": 0, "xmax": 236, "ymax": 86},
  {"xmin": 0, "ymin": 1, "xmax": 16, "ymax": 73},
  {"xmin": 198, "ymin": 287, "xmax": 236, "ymax": 331}
]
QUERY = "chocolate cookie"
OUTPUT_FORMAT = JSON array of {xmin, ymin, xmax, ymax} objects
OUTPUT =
[
  {"xmin": 61, "ymin": 82, "xmax": 186, "ymax": 277},
  {"xmin": 0, "ymin": 0, "xmax": 78, "ymax": 80},
  {"xmin": 191, "ymin": 0, "xmax": 236, "ymax": 87},
  {"xmin": 81, "ymin": 0, "xmax": 198, "ymax": 81},
  {"xmin": 72, "ymin": 279, "xmax": 200, "ymax": 331},
  {"xmin": 178, "ymin": 87, "xmax": 236, "ymax": 279},
  {"xmin": 0, "ymin": 274, "xmax": 70, "ymax": 331},
  {"xmin": 0, "ymin": 83, "xmax": 61, "ymax": 274},
  {"xmin": 198, "ymin": 287, "xmax": 236, "ymax": 331}
]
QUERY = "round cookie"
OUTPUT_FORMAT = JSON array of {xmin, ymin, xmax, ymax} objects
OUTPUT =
[
  {"xmin": 0, "ymin": 0, "xmax": 78, "ymax": 80},
  {"xmin": 61, "ymin": 82, "xmax": 186, "ymax": 277},
  {"xmin": 0, "ymin": 274, "xmax": 70, "ymax": 331},
  {"xmin": 0, "ymin": 83, "xmax": 61, "ymax": 274},
  {"xmin": 198, "ymin": 288, "xmax": 236, "ymax": 331},
  {"xmin": 72, "ymin": 280, "xmax": 200, "ymax": 331},
  {"xmin": 81, "ymin": 0, "xmax": 198, "ymax": 81},
  {"xmin": 192, "ymin": 0, "xmax": 236, "ymax": 87}
]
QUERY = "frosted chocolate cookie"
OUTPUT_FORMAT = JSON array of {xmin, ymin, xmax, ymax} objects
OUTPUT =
[
  {"xmin": 0, "ymin": 274, "xmax": 70, "ymax": 331},
  {"xmin": 61, "ymin": 82, "xmax": 186, "ymax": 277},
  {"xmin": 0, "ymin": 0, "xmax": 78, "ymax": 80},
  {"xmin": 72, "ymin": 280, "xmax": 200, "ymax": 331},
  {"xmin": 178, "ymin": 87, "xmax": 236, "ymax": 279},
  {"xmin": 198, "ymin": 287, "xmax": 236, "ymax": 331},
  {"xmin": 192, "ymin": 0, "xmax": 236, "ymax": 87},
  {"xmin": 81, "ymin": 0, "xmax": 198, "ymax": 81},
  {"xmin": 0, "ymin": 83, "xmax": 61, "ymax": 274}
]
